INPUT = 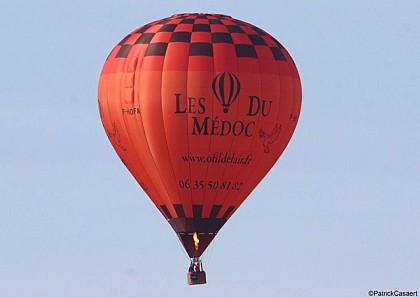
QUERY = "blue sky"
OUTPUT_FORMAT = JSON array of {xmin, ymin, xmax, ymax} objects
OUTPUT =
[{"xmin": 1, "ymin": 1, "xmax": 419, "ymax": 297}]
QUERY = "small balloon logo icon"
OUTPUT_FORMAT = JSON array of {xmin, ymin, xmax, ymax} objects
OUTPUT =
[{"xmin": 212, "ymin": 72, "xmax": 241, "ymax": 113}]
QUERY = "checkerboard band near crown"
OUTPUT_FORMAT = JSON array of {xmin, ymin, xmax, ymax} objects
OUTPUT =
[{"xmin": 107, "ymin": 13, "xmax": 287, "ymax": 64}]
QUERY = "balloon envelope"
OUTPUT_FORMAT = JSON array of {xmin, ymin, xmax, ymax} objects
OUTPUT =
[{"xmin": 98, "ymin": 13, "xmax": 301, "ymax": 257}]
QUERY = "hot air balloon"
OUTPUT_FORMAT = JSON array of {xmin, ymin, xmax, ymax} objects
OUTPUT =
[{"xmin": 98, "ymin": 13, "xmax": 301, "ymax": 285}]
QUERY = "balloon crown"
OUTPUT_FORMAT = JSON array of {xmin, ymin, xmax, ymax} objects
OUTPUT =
[{"xmin": 171, "ymin": 13, "xmax": 232, "ymax": 18}]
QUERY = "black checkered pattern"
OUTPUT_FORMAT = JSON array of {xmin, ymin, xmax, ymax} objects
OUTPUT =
[{"xmin": 110, "ymin": 13, "xmax": 286, "ymax": 61}]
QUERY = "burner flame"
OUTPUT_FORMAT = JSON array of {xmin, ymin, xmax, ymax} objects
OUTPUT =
[{"xmin": 193, "ymin": 232, "xmax": 200, "ymax": 251}]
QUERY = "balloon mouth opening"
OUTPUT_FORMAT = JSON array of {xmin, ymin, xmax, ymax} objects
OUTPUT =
[{"xmin": 171, "ymin": 13, "xmax": 232, "ymax": 18}]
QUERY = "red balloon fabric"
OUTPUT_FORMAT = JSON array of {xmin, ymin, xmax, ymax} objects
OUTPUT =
[{"xmin": 98, "ymin": 13, "xmax": 301, "ymax": 257}]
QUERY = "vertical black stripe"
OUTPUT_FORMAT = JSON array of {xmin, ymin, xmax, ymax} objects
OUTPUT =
[
  {"xmin": 212, "ymin": 73, "xmax": 221, "ymax": 101},
  {"xmin": 219, "ymin": 72, "xmax": 226, "ymax": 103},
  {"xmin": 192, "ymin": 205, "xmax": 205, "ymax": 231},
  {"xmin": 222, "ymin": 206, "xmax": 235, "ymax": 219},
  {"xmin": 173, "ymin": 204, "xmax": 185, "ymax": 217},
  {"xmin": 233, "ymin": 74, "xmax": 241, "ymax": 101},
  {"xmin": 227, "ymin": 72, "xmax": 235, "ymax": 105},
  {"xmin": 193, "ymin": 205, "xmax": 203, "ymax": 218},
  {"xmin": 160, "ymin": 205, "xmax": 172, "ymax": 219},
  {"xmin": 209, "ymin": 205, "xmax": 222, "ymax": 218}
]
